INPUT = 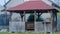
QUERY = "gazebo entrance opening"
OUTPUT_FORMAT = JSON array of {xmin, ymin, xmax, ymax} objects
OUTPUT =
[
  {"xmin": 25, "ymin": 13, "xmax": 35, "ymax": 31},
  {"xmin": 25, "ymin": 12, "xmax": 44, "ymax": 31}
]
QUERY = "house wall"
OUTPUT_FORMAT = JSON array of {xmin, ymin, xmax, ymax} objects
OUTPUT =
[
  {"xmin": 6, "ymin": 0, "xmax": 24, "ymax": 9},
  {"xmin": 51, "ymin": 0, "xmax": 60, "ymax": 6},
  {"xmin": 42, "ymin": 0, "xmax": 52, "ymax": 6}
]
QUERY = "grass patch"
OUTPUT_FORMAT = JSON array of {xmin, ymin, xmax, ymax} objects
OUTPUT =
[
  {"xmin": 54, "ymin": 32, "xmax": 60, "ymax": 34},
  {"xmin": 0, "ymin": 32, "xmax": 60, "ymax": 34}
]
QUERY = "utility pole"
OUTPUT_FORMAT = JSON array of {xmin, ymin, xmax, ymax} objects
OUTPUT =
[
  {"xmin": 4, "ymin": 0, "xmax": 6, "ymax": 26},
  {"xmin": 4, "ymin": 0, "xmax": 9, "ymax": 32}
]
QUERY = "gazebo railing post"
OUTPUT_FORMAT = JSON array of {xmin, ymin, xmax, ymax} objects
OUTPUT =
[
  {"xmin": 50, "ymin": 11, "xmax": 53, "ymax": 34},
  {"xmin": 56, "ymin": 12, "xmax": 57, "ymax": 31},
  {"xmin": 9, "ymin": 12, "xmax": 13, "ymax": 32},
  {"xmin": 44, "ymin": 20, "xmax": 47, "ymax": 34}
]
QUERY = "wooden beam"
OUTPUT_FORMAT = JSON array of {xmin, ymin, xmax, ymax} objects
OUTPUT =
[
  {"xmin": 50, "ymin": 11, "xmax": 53, "ymax": 34},
  {"xmin": 24, "ymin": 11, "xmax": 26, "ymax": 22},
  {"xmin": 9, "ymin": 12, "xmax": 12, "ymax": 21},
  {"xmin": 34, "ymin": 11, "xmax": 36, "ymax": 32}
]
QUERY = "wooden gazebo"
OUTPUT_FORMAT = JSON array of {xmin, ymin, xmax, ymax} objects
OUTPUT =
[{"xmin": 7, "ymin": 1, "xmax": 58, "ymax": 34}]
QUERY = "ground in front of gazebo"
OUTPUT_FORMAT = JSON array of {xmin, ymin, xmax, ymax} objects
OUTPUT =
[{"xmin": 0, "ymin": 32, "xmax": 60, "ymax": 34}]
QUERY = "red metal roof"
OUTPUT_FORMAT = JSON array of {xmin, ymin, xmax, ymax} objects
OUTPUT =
[{"xmin": 7, "ymin": 1, "xmax": 53, "ymax": 10}]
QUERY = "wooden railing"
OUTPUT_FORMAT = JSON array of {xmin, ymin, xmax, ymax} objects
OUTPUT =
[{"xmin": 26, "ymin": 23, "xmax": 34, "ymax": 31}]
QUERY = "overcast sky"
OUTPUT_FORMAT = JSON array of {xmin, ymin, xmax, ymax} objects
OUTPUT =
[{"xmin": 0, "ymin": 0, "xmax": 9, "ymax": 6}]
